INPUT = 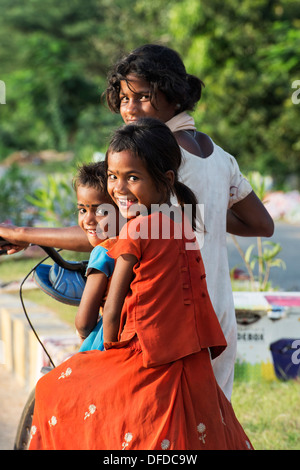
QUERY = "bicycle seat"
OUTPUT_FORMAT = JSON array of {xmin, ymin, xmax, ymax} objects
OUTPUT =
[{"xmin": 34, "ymin": 263, "xmax": 86, "ymax": 306}]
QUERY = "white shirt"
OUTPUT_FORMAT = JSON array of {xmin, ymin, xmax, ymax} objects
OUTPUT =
[{"xmin": 178, "ymin": 142, "xmax": 252, "ymax": 400}]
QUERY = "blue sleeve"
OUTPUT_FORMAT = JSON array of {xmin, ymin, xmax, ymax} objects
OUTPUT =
[
  {"xmin": 78, "ymin": 318, "xmax": 104, "ymax": 352},
  {"xmin": 86, "ymin": 245, "xmax": 115, "ymax": 278}
]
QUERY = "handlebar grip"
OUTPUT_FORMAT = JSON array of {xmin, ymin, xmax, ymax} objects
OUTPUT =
[
  {"xmin": 0, "ymin": 236, "xmax": 8, "ymax": 246},
  {"xmin": 0, "ymin": 237, "xmax": 87, "ymax": 273},
  {"xmin": 0, "ymin": 237, "xmax": 8, "ymax": 254}
]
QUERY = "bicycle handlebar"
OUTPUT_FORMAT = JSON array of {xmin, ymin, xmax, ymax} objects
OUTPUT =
[
  {"xmin": 0, "ymin": 236, "xmax": 8, "ymax": 255},
  {"xmin": 0, "ymin": 236, "xmax": 87, "ymax": 275},
  {"xmin": 39, "ymin": 245, "xmax": 87, "ymax": 274},
  {"xmin": 0, "ymin": 236, "xmax": 7, "ymax": 246}
]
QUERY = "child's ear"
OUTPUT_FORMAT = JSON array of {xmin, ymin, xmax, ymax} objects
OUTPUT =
[{"xmin": 165, "ymin": 170, "xmax": 175, "ymax": 186}]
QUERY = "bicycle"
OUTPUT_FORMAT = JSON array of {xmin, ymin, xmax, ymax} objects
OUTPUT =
[{"xmin": 0, "ymin": 237, "xmax": 88, "ymax": 450}]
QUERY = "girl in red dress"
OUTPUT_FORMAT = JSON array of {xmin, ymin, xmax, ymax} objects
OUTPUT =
[{"xmin": 29, "ymin": 118, "xmax": 253, "ymax": 450}]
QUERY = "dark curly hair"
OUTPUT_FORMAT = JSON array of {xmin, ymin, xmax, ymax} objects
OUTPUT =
[
  {"xmin": 73, "ymin": 161, "xmax": 108, "ymax": 194},
  {"xmin": 105, "ymin": 117, "xmax": 198, "ymax": 230},
  {"xmin": 105, "ymin": 44, "xmax": 204, "ymax": 114}
]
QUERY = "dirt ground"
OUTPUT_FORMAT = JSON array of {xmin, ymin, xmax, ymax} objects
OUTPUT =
[{"xmin": 0, "ymin": 365, "xmax": 28, "ymax": 450}]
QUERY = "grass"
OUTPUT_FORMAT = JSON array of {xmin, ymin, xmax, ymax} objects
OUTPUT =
[
  {"xmin": 232, "ymin": 378, "xmax": 300, "ymax": 450},
  {"xmin": 0, "ymin": 256, "xmax": 42, "ymax": 283},
  {"xmin": 1, "ymin": 255, "xmax": 300, "ymax": 450}
]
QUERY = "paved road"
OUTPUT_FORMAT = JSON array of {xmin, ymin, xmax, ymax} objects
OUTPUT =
[
  {"xmin": 0, "ymin": 365, "xmax": 28, "ymax": 450},
  {"xmin": 227, "ymin": 221, "xmax": 300, "ymax": 291}
]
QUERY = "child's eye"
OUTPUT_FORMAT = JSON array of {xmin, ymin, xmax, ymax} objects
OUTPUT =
[
  {"xmin": 128, "ymin": 175, "xmax": 138, "ymax": 182},
  {"xmin": 95, "ymin": 207, "xmax": 108, "ymax": 217},
  {"xmin": 140, "ymin": 94, "xmax": 150, "ymax": 101},
  {"xmin": 77, "ymin": 207, "xmax": 86, "ymax": 215},
  {"xmin": 107, "ymin": 174, "xmax": 117, "ymax": 181}
]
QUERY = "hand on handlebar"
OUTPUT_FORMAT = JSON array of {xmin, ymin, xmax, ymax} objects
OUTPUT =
[
  {"xmin": 1, "ymin": 243, "xmax": 29, "ymax": 255},
  {"xmin": 0, "ymin": 232, "xmax": 29, "ymax": 255},
  {"xmin": 0, "ymin": 223, "xmax": 29, "ymax": 255}
]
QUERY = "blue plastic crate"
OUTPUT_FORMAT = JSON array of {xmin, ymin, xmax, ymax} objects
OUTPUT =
[{"xmin": 270, "ymin": 338, "xmax": 300, "ymax": 380}]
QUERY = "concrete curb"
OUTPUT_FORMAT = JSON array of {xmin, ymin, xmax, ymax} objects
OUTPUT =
[{"xmin": 0, "ymin": 293, "xmax": 79, "ymax": 391}]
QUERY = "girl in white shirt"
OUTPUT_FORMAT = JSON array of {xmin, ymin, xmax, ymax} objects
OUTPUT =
[{"xmin": 105, "ymin": 44, "xmax": 274, "ymax": 400}]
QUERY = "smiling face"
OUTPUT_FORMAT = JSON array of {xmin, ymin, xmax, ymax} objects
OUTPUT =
[
  {"xmin": 119, "ymin": 75, "xmax": 177, "ymax": 125},
  {"xmin": 106, "ymin": 149, "xmax": 170, "ymax": 220},
  {"xmin": 76, "ymin": 185, "xmax": 118, "ymax": 246}
]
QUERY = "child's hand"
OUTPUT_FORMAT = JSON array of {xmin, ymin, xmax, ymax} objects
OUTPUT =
[
  {"xmin": 0, "ymin": 223, "xmax": 29, "ymax": 254},
  {"xmin": 1, "ymin": 243, "xmax": 29, "ymax": 255}
]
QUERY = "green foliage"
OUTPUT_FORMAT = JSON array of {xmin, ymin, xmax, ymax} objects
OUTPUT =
[
  {"xmin": 0, "ymin": 0, "xmax": 171, "ymax": 157},
  {"xmin": 246, "ymin": 240, "xmax": 286, "ymax": 290},
  {"xmin": 0, "ymin": 165, "xmax": 37, "ymax": 225},
  {"xmin": 168, "ymin": 0, "xmax": 300, "ymax": 185},
  {"xmin": 0, "ymin": 0, "xmax": 299, "ymax": 186},
  {"xmin": 230, "ymin": 171, "xmax": 286, "ymax": 291},
  {"xmin": 26, "ymin": 173, "xmax": 77, "ymax": 227}
]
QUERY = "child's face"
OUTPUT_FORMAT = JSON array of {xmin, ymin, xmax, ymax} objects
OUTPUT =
[
  {"xmin": 119, "ymin": 75, "xmax": 177, "ymax": 125},
  {"xmin": 76, "ymin": 185, "xmax": 118, "ymax": 246},
  {"xmin": 107, "ymin": 149, "xmax": 169, "ymax": 220}
]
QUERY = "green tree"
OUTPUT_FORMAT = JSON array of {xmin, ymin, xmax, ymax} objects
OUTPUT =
[
  {"xmin": 1, "ymin": 0, "xmax": 298, "ymax": 187},
  {"xmin": 0, "ymin": 0, "xmax": 171, "ymax": 156},
  {"xmin": 168, "ymin": 0, "xmax": 300, "ymax": 186}
]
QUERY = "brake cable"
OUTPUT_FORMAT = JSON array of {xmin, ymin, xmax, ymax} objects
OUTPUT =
[{"xmin": 18, "ymin": 252, "xmax": 62, "ymax": 369}]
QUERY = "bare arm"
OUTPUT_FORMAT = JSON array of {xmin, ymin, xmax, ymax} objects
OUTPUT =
[
  {"xmin": 75, "ymin": 270, "xmax": 108, "ymax": 340},
  {"xmin": 103, "ymin": 253, "xmax": 137, "ymax": 344},
  {"xmin": 227, "ymin": 191, "xmax": 274, "ymax": 237},
  {"xmin": 174, "ymin": 131, "xmax": 274, "ymax": 239},
  {"xmin": 0, "ymin": 224, "xmax": 92, "ymax": 254}
]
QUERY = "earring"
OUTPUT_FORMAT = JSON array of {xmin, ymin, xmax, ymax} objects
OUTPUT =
[{"xmin": 175, "ymin": 103, "xmax": 181, "ymax": 109}]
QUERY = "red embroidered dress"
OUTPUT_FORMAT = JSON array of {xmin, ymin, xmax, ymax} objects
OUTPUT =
[{"xmin": 29, "ymin": 213, "xmax": 253, "ymax": 450}]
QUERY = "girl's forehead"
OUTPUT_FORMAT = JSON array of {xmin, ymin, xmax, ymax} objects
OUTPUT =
[
  {"xmin": 107, "ymin": 149, "xmax": 138, "ymax": 167},
  {"xmin": 76, "ymin": 185, "xmax": 108, "ymax": 202},
  {"xmin": 121, "ymin": 75, "xmax": 150, "ymax": 92}
]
